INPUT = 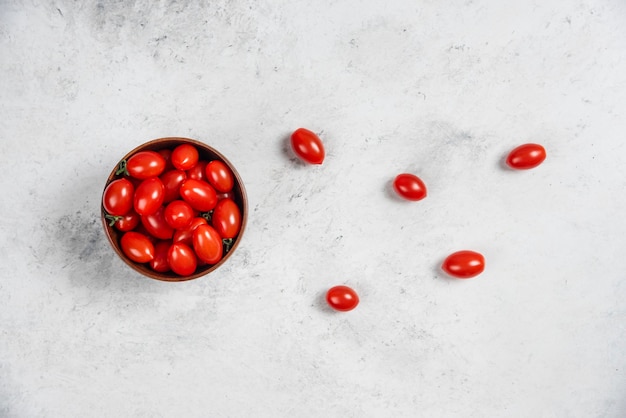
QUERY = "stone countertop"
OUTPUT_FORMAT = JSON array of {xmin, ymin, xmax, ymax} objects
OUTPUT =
[{"xmin": 1, "ymin": 1, "xmax": 625, "ymax": 417}]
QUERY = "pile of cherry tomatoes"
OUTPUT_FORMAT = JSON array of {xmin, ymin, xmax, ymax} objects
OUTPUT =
[{"xmin": 102, "ymin": 143, "xmax": 242, "ymax": 276}]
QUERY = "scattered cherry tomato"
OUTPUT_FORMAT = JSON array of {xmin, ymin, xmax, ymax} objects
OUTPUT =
[
  {"xmin": 187, "ymin": 160, "xmax": 208, "ymax": 182},
  {"xmin": 173, "ymin": 217, "xmax": 208, "ymax": 246},
  {"xmin": 106, "ymin": 209, "xmax": 140, "ymax": 232},
  {"xmin": 160, "ymin": 169, "xmax": 187, "ymax": 203},
  {"xmin": 171, "ymin": 144, "xmax": 199, "ymax": 171},
  {"xmin": 141, "ymin": 206, "xmax": 174, "ymax": 240},
  {"xmin": 506, "ymin": 143, "xmax": 546, "ymax": 170},
  {"xmin": 125, "ymin": 151, "xmax": 166, "ymax": 179},
  {"xmin": 193, "ymin": 224, "xmax": 223, "ymax": 264},
  {"xmin": 206, "ymin": 160, "xmax": 234, "ymax": 192},
  {"xmin": 442, "ymin": 250, "xmax": 485, "ymax": 278},
  {"xmin": 164, "ymin": 200, "xmax": 194, "ymax": 229},
  {"xmin": 134, "ymin": 177, "xmax": 165, "ymax": 216},
  {"xmin": 167, "ymin": 242, "xmax": 197, "ymax": 276},
  {"xmin": 326, "ymin": 286, "xmax": 359, "ymax": 311},
  {"xmin": 120, "ymin": 231, "xmax": 154, "ymax": 263},
  {"xmin": 150, "ymin": 240, "xmax": 171, "ymax": 273},
  {"xmin": 180, "ymin": 179, "xmax": 217, "ymax": 211},
  {"xmin": 393, "ymin": 173, "xmax": 427, "ymax": 201},
  {"xmin": 290, "ymin": 128, "xmax": 325, "ymax": 164},
  {"xmin": 103, "ymin": 178, "xmax": 134, "ymax": 216},
  {"xmin": 212, "ymin": 198, "xmax": 241, "ymax": 239}
]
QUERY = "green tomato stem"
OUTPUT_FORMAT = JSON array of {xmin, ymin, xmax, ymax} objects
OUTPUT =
[
  {"xmin": 104, "ymin": 213, "xmax": 123, "ymax": 226},
  {"xmin": 223, "ymin": 238, "xmax": 233, "ymax": 253},
  {"xmin": 115, "ymin": 159, "xmax": 128, "ymax": 176}
]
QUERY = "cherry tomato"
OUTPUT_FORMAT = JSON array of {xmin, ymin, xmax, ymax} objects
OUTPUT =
[
  {"xmin": 442, "ymin": 250, "xmax": 485, "ymax": 278},
  {"xmin": 187, "ymin": 160, "xmax": 208, "ymax": 182},
  {"xmin": 291, "ymin": 128, "xmax": 325, "ymax": 164},
  {"xmin": 160, "ymin": 169, "xmax": 187, "ymax": 203},
  {"xmin": 205, "ymin": 160, "xmax": 234, "ymax": 192},
  {"xmin": 150, "ymin": 240, "xmax": 171, "ymax": 273},
  {"xmin": 212, "ymin": 198, "xmax": 241, "ymax": 239},
  {"xmin": 103, "ymin": 178, "xmax": 134, "ymax": 216},
  {"xmin": 506, "ymin": 143, "xmax": 546, "ymax": 170},
  {"xmin": 393, "ymin": 173, "xmax": 427, "ymax": 201},
  {"xmin": 126, "ymin": 151, "xmax": 166, "ymax": 180},
  {"xmin": 173, "ymin": 217, "xmax": 208, "ymax": 246},
  {"xmin": 167, "ymin": 242, "xmax": 197, "ymax": 276},
  {"xmin": 180, "ymin": 179, "xmax": 217, "ymax": 212},
  {"xmin": 134, "ymin": 177, "xmax": 165, "ymax": 216},
  {"xmin": 141, "ymin": 206, "xmax": 174, "ymax": 239},
  {"xmin": 120, "ymin": 231, "xmax": 154, "ymax": 263},
  {"xmin": 158, "ymin": 149, "xmax": 175, "ymax": 171},
  {"xmin": 326, "ymin": 286, "xmax": 359, "ymax": 311},
  {"xmin": 164, "ymin": 200, "xmax": 194, "ymax": 229},
  {"xmin": 106, "ymin": 209, "xmax": 140, "ymax": 232},
  {"xmin": 171, "ymin": 144, "xmax": 199, "ymax": 171},
  {"xmin": 193, "ymin": 224, "xmax": 223, "ymax": 264}
]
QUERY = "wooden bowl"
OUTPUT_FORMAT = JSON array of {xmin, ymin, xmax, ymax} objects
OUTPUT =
[{"xmin": 101, "ymin": 137, "xmax": 248, "ymax": 281}]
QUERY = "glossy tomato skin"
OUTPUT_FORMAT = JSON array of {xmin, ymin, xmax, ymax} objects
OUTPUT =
[
  {"xmin": 212, "ymin": 198, "xmax": 241, "ymax": 239},
  {"xmin": 164, "ymin": 200, "xmax": 194, "ymax": 229},
  {"xmin": 173, "ymin": 217, "xmax": 208, "ymax": 246},
  {"xmin": 179, "ymin": 179, "xmax": 218, "ymax": 212},
  {"xmin": 160, "ymin": 169, "xmax": 187, "ymax": 203},
  {"xmin": 103, "ymin": 178, "xmax": 134, "ymax": 216},
  {"xmin": 187, "ymin": 160, "xmax": 208, "ymax": 182},
  {"xmin": 167, "ymin": 242, "xmax": 197, "ymax": 276},
  {"xmin": 112, "ymin": 209, "xmax": 140, "ymax": 232},
  {"xmin": 291, "ymin": 128, "xmax": 325, "ymax": 164},
  {"xmin": 141, "ymin": 206, "xmax": 174, "ymax": 239},
  {"xmin": 171, "ymin": 144, "xmax": 199, "ymax": 171},
  {"xmin": 193, "ymin": 224, "xmax": 223, "ymax": 264},
  {"xmin": 506, "ymin": 143, "xmax": 546, "ymax": 170},
  {"xmin": 442, "ymin": 250, "xmax": 485, "ymax": 279},
  {"xmin": 126, "ymin": 151, "xmax": 166, "ymax": 180},
  {"xmin": 393, "ymin": 173, "xmax": 427, "ymax": 201},
  {"xmin": 205, "ymin": 160, "xmax": 234, "ymax": 192},
  {"xmin": 150, "ymin": 240, "xmax": 171, "ymax": 273},
  {"xmin": 326, "ymin": 286, "xmax": 359, "ymax": 312},
  {"xmin": 134, "ymin": 177, "xmax": 165, "ymax": 216},
  {"xmin": 120, "ymin": 231, "xmax": 154, "ymax": 263}
]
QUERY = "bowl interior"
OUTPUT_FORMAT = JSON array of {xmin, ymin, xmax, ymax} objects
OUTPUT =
[{"xmin": 101, "ymin": 137, "xmax": 248, "ymax": 282}]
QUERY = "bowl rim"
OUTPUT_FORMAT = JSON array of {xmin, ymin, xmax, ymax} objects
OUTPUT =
[{"xmin": 101, "ymin": 136, "xmax": 248, "ymax": 282}]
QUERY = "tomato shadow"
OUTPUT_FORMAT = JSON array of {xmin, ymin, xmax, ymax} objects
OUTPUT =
[
  {"xmin": 315, "ymin": 289, "xmax": 338, "ymax": 314},
  {"xmin": 280, "ymin": 132, "xmax": 310, "ymax": 168},
  {"xmin": 384, "ymin": 179, "xmax": 408, "ymax": 202}
]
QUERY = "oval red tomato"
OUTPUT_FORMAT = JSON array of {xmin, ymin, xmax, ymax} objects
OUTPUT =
[
  {"xmin": 134, "ymin": 177, "xmax": 165, "ymax": 216},
  {"xmin": 103, "ymin": 178, "xmax": 134, "ymax": 216},
  {"xmin": 179, "ymin": 179, "xmax": 217, "ymax": 212},
  {"xmin": 126, "ymin": 151, "xmax": 166, "ymax": 180},
  {"xmin": 120, "ymin": 231, "xmax": 154, "ymax": 263},
  {"xmin": 164, "ymin": 200, "xmax": 194, "ymax": 229},
  {"xmin": 442, "ymin": 250, "xmax": 485, "ymax": 278},
  {"xmin": 506, "ymin": 143, "xmax": 546, "ymax": 170},
  {"xmin": 291, "ymin": 128, "xmax": 325, "ymax": 164},
  {"xmin": 173, "ymin": 217, "xmax": 208, "ymax": 246},
  {"xmin": 193, "ymin": 224, "xmax": 223, "ymax": 264},
  {"xmin": 150, "ymin": 240, "xmax": 171, "ymax": 273},
  {"xmin": 141, "ymin": 206, "xmax": 174, "ymax": 239},
  {"xmin": 212, "ymin": 198, "xmax": 241, "ymax": 239},
  {"xmin": 187, "ymin": 160, "xmax": 208, "ymax": 182},
  {"xmin": 171, "ymin": 144, "xmax": 199, "ymax": 171},
  {"xmin": 160, "ymin": 169, "xmax": 187, "ymax": 203},
  {"xmin": 393, "ymin": 173, "xmax": 427, "ymax": 201},
  {"xmin": 326, "ymin": 285, "xmax": 359, "ymax": 311},
  {"xmin": 106, "ymin": 209, "xmax": 140, "ymax": 232},
  {"xmin": 167, "ymin": 242, "xmax": 197, "ymax": 276},
  {"xmin": 205, "ymin": 160, "xmax": 234, "ymax": 192}
]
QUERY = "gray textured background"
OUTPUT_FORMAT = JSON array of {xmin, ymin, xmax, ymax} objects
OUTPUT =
[{"xmin": 1, "ymin": 0, "xmax": 625, "ymax": 417}]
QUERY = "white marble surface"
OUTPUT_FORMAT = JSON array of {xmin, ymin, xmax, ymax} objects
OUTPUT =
[{"xmin": 1, "ymin": 0, "xmax": 626, "ymax": 416}]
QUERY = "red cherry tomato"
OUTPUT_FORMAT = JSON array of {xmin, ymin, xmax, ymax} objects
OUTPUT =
[
  {"xmin": 205, "ymin": 160, "xmax": 234, "ymax": 192},
  {"xmin": 160, "ymin": 169, "xmax": 187, "ymax": 203},
  {"xmin": 173, "ymin": 217, "xmax": 208, "ymax": 246},
  {"xmin": 150, "ymin": 240, "xmax": 171, "ymax": 273},
  {"xmin": 167, "ymin": 242, "xmax": 197, "ymax": 276},
  {"xmin": 171, "ymin": 144, "xmax": 199, "ymax": 171},
  {"xmin": 158, "ymin": 149, "xmax": 174, "ymax": 171},
  {"xmin": 179, "ymin": 179, "xmax": 217, "ymax": 212},
  {"xmin": 291, "ymin": 128, "xmax": 325, "ymax": 164},
  {"xmin": 506, "ymin": 143, "xmax": 546, "ymax": 170},
  {"xmin": 212, "ymin": 198, "xmax": 241, "ymax": 239},
  {"xmin": 393, "ymin": 173, "xmax": 427, "ymax": 201},
  {"xmin": 141, "ymin": 206, "xmax": 174, "ymax": 239},
  {"xmin": 103, "ymin": 178, "xmax": 134, "ymax": 216},
  {"xmin": 442, "ymin": 250, "xmax": 485, "ymax": 278},
  {"xmin": 187, "ymin": 160, "xmax": 208, "ymax": 182},
  {"xmin": 120, "ymin": 231, "xmax": 154, "ymax": 263},
  {"xmin": 164, "ymin": 200, "xmax": 194, "ymax": 229},
  {"xmin": 126, "ymin": 151, "xmax": 166, "ymax": 180},
  {"xmin": 193, "ymin": 224, "xmax": 223, "ymax": 264},
  {"xmin": 134, "ymin": 177, "xmax": 165, "ymax": 216},
  {"xmin": 106, "ymin": 209, "xmax": 140, "ymax": 232},
  {"xmin": 326, "ymin": 286, "xmax": 359, "ymax": 311}
]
